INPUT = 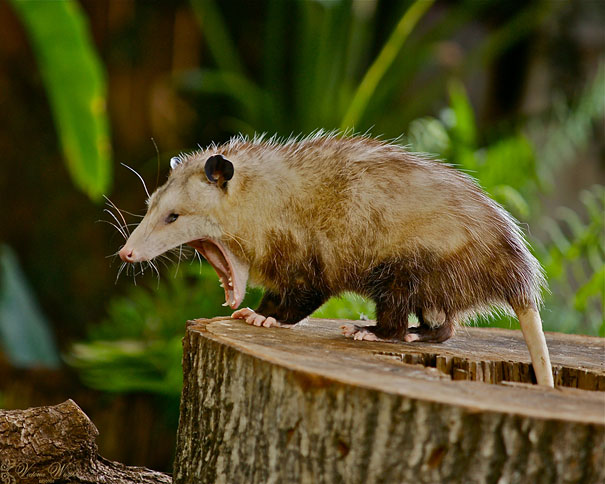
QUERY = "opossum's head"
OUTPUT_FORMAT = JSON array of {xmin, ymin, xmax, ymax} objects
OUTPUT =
[{"xmin": 118, "ymin": 153, "xmax": 249, "ymax": 309}]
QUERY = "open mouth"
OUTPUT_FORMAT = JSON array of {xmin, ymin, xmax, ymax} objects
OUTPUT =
[{"xmin": 187, "ymin": 238, "xmax": 249, "ymax": 309}]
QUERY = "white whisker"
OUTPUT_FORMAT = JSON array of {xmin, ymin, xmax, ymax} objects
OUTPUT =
[
  {"xmin": 154, "ymin": 257, "xmax": 171, "ymax": 271},
  {"xmin": 147, "ymin": 260, "xmax": 160, "ymax": 287},
  {"xmin": 121, "ymin": 162, "xmax": 150, "ymax": 199},
  {"xmin": 101, "ymin": 212, "xmax": 128, "ymax": 239},
  {"xmin": 103, "ymin": 196, "xmax": 130, "ymax": 234},
  {"xmin": 148, "ymin": 259, "xmax": 160, "ymax": 278},
  {"xmin": 174, "ymin": 245, "xmax": 183, "ymax": 277},
  {"xmin": 115, "ymin": 262, "xmax": 127, "ymax": 283}
]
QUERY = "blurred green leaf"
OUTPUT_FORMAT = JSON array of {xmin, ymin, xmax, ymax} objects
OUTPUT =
[
  {"xmin": 313, "ymin": 292, "xmax": 375, "ymax": 321},
  {"xmin": 573, "ymin": 266, "xmax": 604, "ymax": 313},
  {"xmin": 0, "ymin": 245, "xmax": 60, "ymax": 368},
  {"xmin": 406, "ymin": 117, "xmax": 451, "ymax": 155},
  {"xmin": 447, "ymin": 79, "xmax": 476, "ymax": 149},
  {"xmin": 10, "ymin": 0, "xmax": 112, "ymax": 201},
  {"xmin": 532, "ymin": 62, "xmax": 605, "ymax": 181},
  {"xmin": 480, "ymin": 134, "xmax": 536, "ymax": 192},
  {"xmin": 69, "ymin": 337, "xmax": 183, "ymax": 395},
  {"xmin": 491, "ymin": 185, "xmax": 530, "ymax": 219},
  {"xmin": 538, "ymin": 186, "xmax": 605, "ymax": 335},
  {"xmin": 579, "ymin": 186, "xmax": 605, "ymax": 227}
]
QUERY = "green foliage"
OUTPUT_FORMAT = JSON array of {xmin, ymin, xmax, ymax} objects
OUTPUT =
[
  {"xmin": 9, "ymin": 0, "xmax": 111, "ymax": 201},
  {"xmin": 340, "ymin": 0, "xmax": 435, "ymax": 129},
  {"xmin": 0, "ymin": 245, "xmax": 60, "ymax": 368},
  {"xmin": 181, "ymin": 0, "xmax": 538, "ymax": 136},
  {"xmin": 69, "ymin": 262, "xmax": 261, "ymax": 397},
  {"xmin": 313, "ymin": 293, "xmax": 376, "ymax": 321},
  {"xmin": 530, "ymin": 63, "xmax": 605, "ymax": 186},
  {"xmin": 536, "ymin": 186, "xmax": 605, "ymax": 336}
]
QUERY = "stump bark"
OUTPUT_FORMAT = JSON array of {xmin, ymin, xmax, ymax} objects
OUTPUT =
[
  {"xmin": 174, "ymin": 317, "xmax": 605, "ymax": 484},
  {"xmin": 0, "ymin": 399, "xmax": 171, "ymax": 484}
]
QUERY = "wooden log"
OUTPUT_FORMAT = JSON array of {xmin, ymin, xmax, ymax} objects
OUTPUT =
[
  {"xmin": 0, "ymin": 399, "xmax": 171, "ymax": 484},
  {"xmin": 0, "ymin": 363, "xmax": 179, "ymax": 471},
  {"xmin": 174, "ymin": 317, "xmax": 605, "ymax": 484}
]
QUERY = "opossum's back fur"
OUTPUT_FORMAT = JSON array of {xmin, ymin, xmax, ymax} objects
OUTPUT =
[{"xmin": 180, "ymin": 133, "xmax": 546, "ymax": 322}]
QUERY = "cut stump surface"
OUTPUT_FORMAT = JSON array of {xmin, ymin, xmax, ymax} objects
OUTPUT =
[{"xmin": 174, "ymin": 317, "xmax": 605, "ymax": 484}]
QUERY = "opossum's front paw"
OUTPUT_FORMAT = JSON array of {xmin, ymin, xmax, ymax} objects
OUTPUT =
[
  {"xmin": 232, "ymin": 307, "xmax": 277, "ymax": 327},
  {"xmin": 231, "ymin": 308, "xmax": 294, "ymax": 328}
]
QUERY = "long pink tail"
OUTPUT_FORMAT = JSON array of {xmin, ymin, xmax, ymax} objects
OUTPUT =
[{"xmin": 513, "ymin": 306, "xmax": 554, "ymax": 387}]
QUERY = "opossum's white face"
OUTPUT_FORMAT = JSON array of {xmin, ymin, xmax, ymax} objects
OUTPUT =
[{"xmin": 119, "ymin": 153, "xmax": 249, "ymax": 309}]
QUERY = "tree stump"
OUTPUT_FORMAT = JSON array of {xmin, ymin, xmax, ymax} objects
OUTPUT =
[
  {"xmin": 0, "ymin": 399, "xmax": 171, "ymax": 484},
  {"xmin": 174, "ymin": 317, "xmax": 604, "ymax": 484}
]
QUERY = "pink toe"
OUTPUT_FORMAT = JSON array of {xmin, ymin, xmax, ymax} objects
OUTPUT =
[
  {"xmin": 404, "ymin": 333, "xmax": 419, "ymax": 342},
  {"xmin": 232, "ymin": 307, "xmax": 253, "ymax": 319}
]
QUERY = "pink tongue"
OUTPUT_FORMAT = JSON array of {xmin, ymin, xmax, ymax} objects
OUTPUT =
[{"xmin": 189, "ymin": 239, "xmax": 249, "ymax": 309}]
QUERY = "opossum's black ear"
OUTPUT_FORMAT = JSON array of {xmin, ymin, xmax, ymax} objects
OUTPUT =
[{"xmin": 205, "ymin": 154, "xmax": 234, "ymax": 189}]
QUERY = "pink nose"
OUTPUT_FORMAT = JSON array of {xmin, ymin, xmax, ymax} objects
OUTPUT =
[{"xmin": 119, "ymin": 246, "xmax": 136, "ymax": 263}]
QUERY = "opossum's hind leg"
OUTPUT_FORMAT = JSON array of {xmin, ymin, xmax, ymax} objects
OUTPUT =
[
  {"xmin": 405, "ymin": 308, "xmax": 454, "ymax": 343},
  {"xmin": 341, "ymin": 293, "xmax": 410, "ymax": 342},
  {"xmin": 232, "ymin": 288, "xmax": 328, "ymax": 329}
]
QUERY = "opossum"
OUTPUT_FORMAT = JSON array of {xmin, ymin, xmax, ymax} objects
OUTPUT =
[{"xmin": 118, "ymin": 133, "xmax": 554, "ymax": 386}]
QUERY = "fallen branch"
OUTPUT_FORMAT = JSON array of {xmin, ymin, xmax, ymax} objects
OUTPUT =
[{"xmin": 0, "ymin": 399, "xmax": 171, "ymax": 484}]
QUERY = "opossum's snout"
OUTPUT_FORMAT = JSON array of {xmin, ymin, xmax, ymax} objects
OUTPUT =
[{"xmin": 118, "ymin": 246, "xmax": 136, "ymax": 263}]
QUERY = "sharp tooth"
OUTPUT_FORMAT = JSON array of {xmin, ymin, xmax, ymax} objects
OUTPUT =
[
  {"xmin": 222, "ymin": 302, "xmax": 229, "ymax": 307},
  {"xmin": 228, "ymin": 276, "xmax": 232, "ymax": 282},
  {"xmin": 228, "ymin": 282, "xmax": 233, "ymax": 287},
  {"xmin": 220, "ymin": 283, "xmax": 224, "ymax": 288}
]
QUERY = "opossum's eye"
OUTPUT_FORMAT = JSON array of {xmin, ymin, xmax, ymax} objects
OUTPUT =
[
  {"xmin": 165, "ymin": 213, "xmax": 179, "ymax": 224},
  {"xmin": 170, "ymin": 156, "xmax": 182, "ymax": 170},
  {"xmin": 205, "ymin": 154, "xmax": 234, "ymax": 188}
]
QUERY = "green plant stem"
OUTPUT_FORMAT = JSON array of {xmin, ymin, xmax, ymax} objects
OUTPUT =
[{"xmin": 340, "ymin": 0, "xmax": 435, "ymax": 130}]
